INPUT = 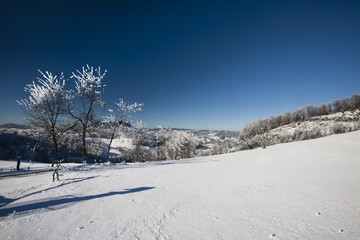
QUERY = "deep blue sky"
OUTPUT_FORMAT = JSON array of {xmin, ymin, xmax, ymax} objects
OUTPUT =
[{"xmin": 1, "ymin": 0, "xmax": 360, "ymax": 130}]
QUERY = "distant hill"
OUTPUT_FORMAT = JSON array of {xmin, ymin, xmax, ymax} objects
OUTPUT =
[
  {"xmin": 239, "ymin": 110, "xmax": 360, "ymax": 150},
  {"xmin": 238, "ymin": 94, "xmax": 360, "ymax": 150},
  {"xmin": 0, "ymin": 123, "xmax": 29, "ymax": 129},
  {"xmin": 149, "ymin": 128, "xmax": 239, "ymax": 139}
]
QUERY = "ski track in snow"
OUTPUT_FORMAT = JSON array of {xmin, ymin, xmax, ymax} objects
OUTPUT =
[{"xmin": 1, "ymin": 131, "xmax": 360, "ymax": 239}]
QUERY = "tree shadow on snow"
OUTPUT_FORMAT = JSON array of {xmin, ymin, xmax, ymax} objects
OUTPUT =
[
  {"xmin": 0, "ymin": 176, "xmax": 97, "ymax": 208},
  {"xmin": 0, "ymin": 187, "xmax": 155, "ymax": 218}
]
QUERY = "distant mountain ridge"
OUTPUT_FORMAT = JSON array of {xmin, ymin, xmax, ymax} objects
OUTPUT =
[
  {"xmin": 0, "ymin": 123, "xmax": 239, "ymax": 138},
  {"xmin": 0, "ymin": 123, "xmax": 29, "ymax": 129}
]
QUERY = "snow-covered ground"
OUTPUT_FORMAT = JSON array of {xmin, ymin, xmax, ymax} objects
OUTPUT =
[{"xmin": 1, "ymin": 131, "xmax": 360, "ymax": 239}]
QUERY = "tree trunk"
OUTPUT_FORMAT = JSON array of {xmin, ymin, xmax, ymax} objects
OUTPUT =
[
  {"xmin": 82, "ymin": 126, "xmax": 87, "ymax": 163},
  {"xmin": 51, "ymin": 134, "xmax": 59, "ymax": 167},
  {"xmin": 106, "ymin": 132, "xmax": 115, "ymax": 163},
  {"xmin": 134, "ymin": 144, "xmax": 141, "ymax": 162},
  {"xmin": 53, "ymin": 164, "xmax": 60, "ymax": 182},
  {"xmin": 50, "ymin": 133, "xmax": 61, "ymax": 181},
  {"xmin": 16, "ymin": 157, "xmax": 21, "ymax": 171}
]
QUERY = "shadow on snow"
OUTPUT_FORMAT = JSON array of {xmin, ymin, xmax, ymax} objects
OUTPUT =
[
  {"xmin": 0, "ymin": 176, "xmax": 97, "ymax": 208},
  {"xmin": 0, "ymin": 186, "xmax": 155, "ymax": 218}
]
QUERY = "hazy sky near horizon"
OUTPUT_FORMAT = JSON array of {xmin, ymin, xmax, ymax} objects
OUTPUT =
[{"xmin": 1, "ymin": 0, "xmax": 360, "ymax": 130}]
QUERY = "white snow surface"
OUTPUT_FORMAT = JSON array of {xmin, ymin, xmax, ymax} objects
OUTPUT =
[{"xmin": 1, "ymin": 131, "xmax": 360, "ymax": 239}]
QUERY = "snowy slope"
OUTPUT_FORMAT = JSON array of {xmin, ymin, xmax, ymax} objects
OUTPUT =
[{"xmin": 1, "ymin": 131, "xmax": 360, "ymax": 239}]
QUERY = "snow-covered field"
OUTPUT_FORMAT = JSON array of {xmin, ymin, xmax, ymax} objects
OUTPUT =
[{"xmin": 1, "ymin": 131, "xmax": 360, "ymax": 239}]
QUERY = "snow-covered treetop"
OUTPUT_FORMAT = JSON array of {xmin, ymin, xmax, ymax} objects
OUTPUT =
[
  {"xmin": 116, "ymin": 98, "xmax": 143, "ymax": 116},
  {"xmin": 132, "ymin": 120, "xmax": 144, "ymax": 130},
  {"xmin": 71, "ymin": 65, "xmax": 107, "ymax": 96},
  {"xmin": 17, "ymin": 70, "xmax": 69, "ymax": 109},
  {"xmin": 103, "ymin": 98, "xmax": 143, "ymax": 126}
]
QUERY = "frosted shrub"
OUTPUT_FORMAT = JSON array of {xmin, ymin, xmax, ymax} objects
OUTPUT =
[{"xmin": 331, "ymin": 123, "xmax": 347, "ymax": 134}]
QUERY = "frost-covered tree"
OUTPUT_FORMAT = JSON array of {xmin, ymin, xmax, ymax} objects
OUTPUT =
[
  {"xmin": 152, "ymin": 127, "xmax": 171, "ymax": 161},
  {"xmin": 17, "ymin": 70, "xmax": 72, "ymax": 181},
  {"xmin": 270, "ymin": 116, "xmax": 280, "ymax": 129},
  {"xmin": 257, "ymin": 119, "xmax": 271, "ymax": 134},
  {"xmin": 130, "ymin": 121, "xmax": 148, "ymax": 162},
  {"xmin": 350, "ymin": 94, "xmax": 360, "ymax": 110},
  {"xmin": 178, "ymin": 132, "xmax": 197, "ymax": 159},
  {"xmin": 317, "ymin": 104, "xmax": 330, "ymax": 116},
  {"xmin": 281, "ymin": 112, "xmax": 292, "ymax": 125},
  {"xmin": 145, "ymin": 128, "xmax": 197, "ymax": 161},
  {"xmin": 332, "ymin": 99, "xmax": 350, "ymax": 113},
  {"xmin": 305, "ymin": 104, "xmax": 317, "ymax": 118},
  {"xmin": 102, "ymin": 98, "xmax": 143, "ymax": 162},
  {"xmin": 164, "ymin": 131, "xmax": 197, "ymax": 160},
  {"xmin": 68, "ymin": 65, "xmax": 107, "ymax": 163},
  {"xmin": 292, "ymin": 108, "xmax": 306, "ymax": 122}
]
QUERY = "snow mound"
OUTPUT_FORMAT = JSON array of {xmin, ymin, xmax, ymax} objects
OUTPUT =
[{"xmin": 1, "ymin": 131, "xmax": 360, "ymax": 239}]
